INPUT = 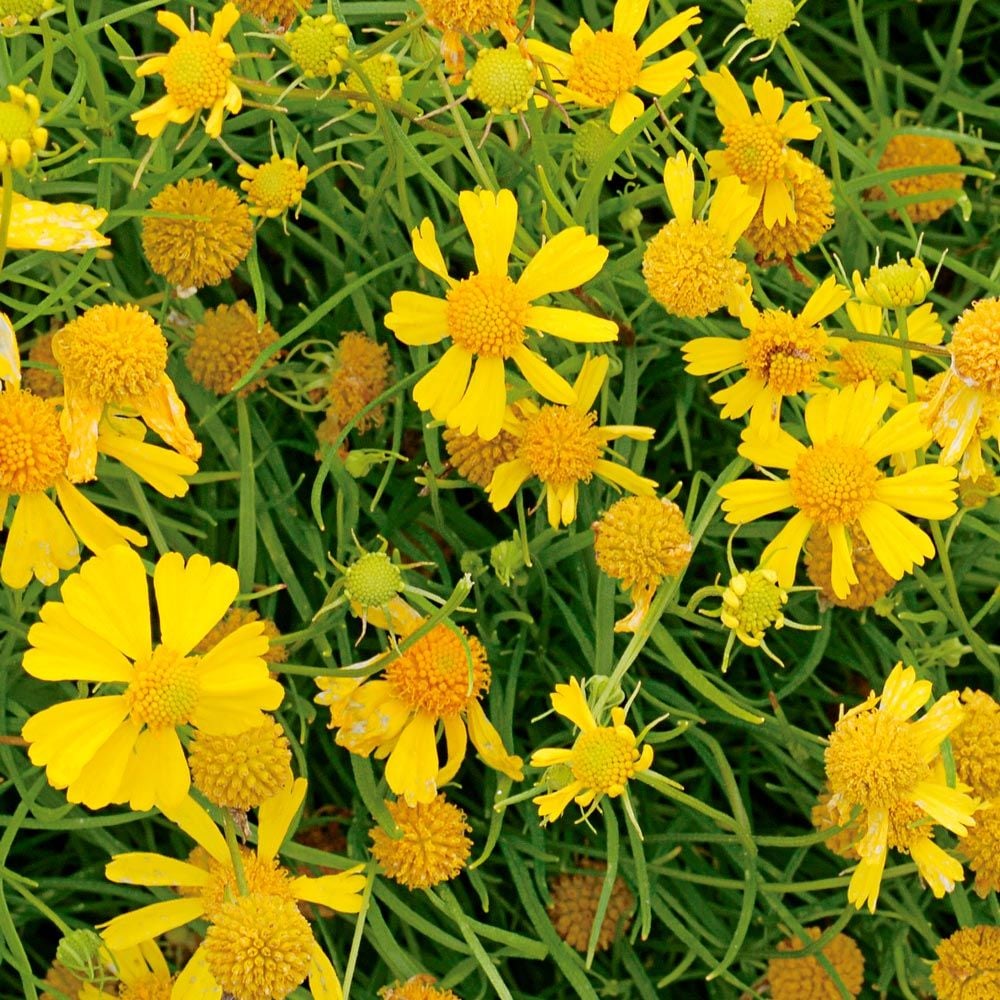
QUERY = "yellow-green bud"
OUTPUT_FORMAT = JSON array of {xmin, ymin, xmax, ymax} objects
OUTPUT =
[
  {"xmin": 343, "ymin": 551, "xmax": 404, "ymax": 608},
  {"xmin": 745, "ymin": 0, "xmax": 796, "ymax": 40}
]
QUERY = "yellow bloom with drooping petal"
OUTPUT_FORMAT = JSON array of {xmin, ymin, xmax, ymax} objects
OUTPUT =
[
  {"xmin": 701, "ymin": 67, "xmax": 820, "ymax": 227},
  {"xmin": 21, "ymin": 546, "xmax": 284, "ymax": 810},
  {"xmin": 823, "ymin": 663, "xmax": 978, "ymax": 912},
  {"xmin": 718, "ymin": 382, "xmax": 958, "ymax": 597},
  {"xmin": 316, "ymin": 618, "xmax": 523, "ymax": 804},
  {"xmin": 528, "ymin": 3, "xmax": 701, "ymax": 133},
  {"xmin": 53, "ymin": 303, "xmax": 201, "ymax": 483},
  {"xmin": 488, "ymin": 354, "xmax": 657, "ymax": 528},
  {"xmin": 642, "ymin": 151, "xmax": 759, "ymax": 318},
  {"xmin": 683, "ymin": 276, "xmax": 850, "ymax": 430},
  {"xmin": 100, "ymin": 779, "xmax": 364, "ymax": 1000},
  {"xmin": 0, "ymin": 190, "xmax": 109, "ymax": 252},
  {"xmin": 385, "ymin": 189, "xmax": 617, "ymax": 440},
  {"xmin": 829, "ymin": 300, "xmax": 943, "ymax": 406},
  {"xmin": 131, "ymin": 3, "xmax": 243, "ymax": 139},
  {"xmin": 0, "ymin": 324, "xmax": 147, "ymax": 589},
  {"xmin": 925, "ymin": 297, "xmax": 1000, "ymax": 482},
  {"xmin": 530, "ymin": 677, "xmax": 653, "ymax": 824}
]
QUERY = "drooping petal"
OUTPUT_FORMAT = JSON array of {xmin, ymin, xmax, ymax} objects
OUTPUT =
[
  {"xmin": 170, "ymin": 945, "xmax": 220, "ymax": 1000},
  {"xmin": 829, "ymin": 523, "xmax": 859, "ymax": 599},
  {"xmin": 459, "ymin": 189, "xmax": 518, "ymax": 277},
  {"xmin": 762, "ymin": 177, "xmax": 795, "ymax": 228},
  {"xmin": 550, "ymin": 677, "xmax": 595, "ymax": 731},
  {"xmin": 700, "ymin": 67, "xmax": 751, "ymax": 126},
  {"xmin": 510, "ymin": 344, "xmax": 576, "ymax": 405},
  {"xmin": 159, "ymin": 795, "xmax": 229, "ymax": 864},
  {"xmin": 759, "ymin": 511, "xmax": 813, "ymax": 587},
  {"xmin": 593, "ymin": 459, "xmax": 658, "ymax": 496},
  {"xmin": 66, "ymin": 720, "xmax": 140, "ymax": 810},
  {"xmin": 412, "ymin": 345, "xmax": 472, "ymax": 420},
  {"xmin": 636, "ymin": 6, "xmax": 701, "ymax": 58},
  {"xmin": 712, "ymin": 375, "xmax": 766, "ymax": 420},
  {"xmin": 533, "ymin": 780, "xmax": 584, "ymax": 824},
  {"xmin": 385, "ymin": 712, "xmax": 439, "ymax": 804},
  {"xmin": 447, "ymin": 355, "xmax": 507, "ymax": 440},
  {"xmin": 308, "ymin": 941, "xmax": 345, "ymax": 1000},
  {"xmin": 609, "ymin": 91, "xmax": 645, "ymax": 134},
  {"xmin": 911, "ymin": 780, "xmax": 978, "ymax": 837},
  {"xmin": 517, "ymin": 228, "xmax": 610, "ymax": 301},
  {"xmin": 135, "ymin": 727, "xmax": 190, "ymax": 810},
  {"xmin": 55, "ymin": 480, "xmax": 146, "ymax": 554},
  {"xmin": 572, "ymin": 353, "xmax": 610, "ymax": 412},
  {"xmin": 708, "ymin": 175, "xmax": 760, "ymax": 246},
  {"xmin": 98, "ymin": 429, "xmax": 197, "ymax": 498},
  {"xmin": 438, "ymin": 713, "xmax": 468, "ymax": 785},
  {"xmin": 1, "ymin": 492, "xmax": 79, "ymax": 589},
  {"xmin": 847, "ymin": 852, "xmax": 886, "ymax": 914},
  {"xmin": 487, "ymin": 459, "xmax": 533, "ymax": 511},
  {"xmin": 410, "ymin": 218, "xmax": 453, "ymax": 284},
  {"xmin": 153, "ymin": 552, "xmax": 239, "ymax": 656},
  {"xmin": 133, "ymin": 373, "xmax": 201, "ymax": 463},
  {"xmin": 909, "ymin": 835, "xmax": 964, "ymax": 898},
  {"xmin": 857, "ymin": 502, "xmax": 935, "ymax": 579},
  {"xmin": 100, "ymin": 898, "xmax": 206, "ymax": 952},
  {"xmin": 466, "ymin": 700, "xmax": 523, "ymax": 780},
  {"xmin": 289, "ymin": 866, "xmax": 367, "ymax": 914},
  {"xmin": 257, "ymin": 777, "xmax": 308, "ymax": 861},
  {"xmin": 384, "ymin": 291, "xmax": 449, "ymax": 346}
]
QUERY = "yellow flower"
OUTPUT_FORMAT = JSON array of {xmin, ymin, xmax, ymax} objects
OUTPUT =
[
  {"xmin": 238, "ymin": 154, "xmax": 308, "ymax": 218},
  {"xmin": 767, "ymin": 927, "xmax": 864, "ymax": 1000},
  {"xmin": 642, "ymin": 150, "xmax": 758, "ymax": 318},
  {"xmin": 287, "ymin": 14, "xmax": 352, "ymax": 78},
  {"xmin": 960, "ymin": 799, "xmax": 1000, "ymax": 898},
  {"xmin": 142, "ymin": 178, "xmax": 253, "ymax": 290},
  {"xmin": 78, "ymin": 941, "xmax": 173, "ymax": 1000},
  {"xmin": 324, "ymin": 330, "xmax": 393, "ymax": 433},
  {"xmin": 874, "ymin": 133, "xmax": 963, "ymax": 223},
  {"xmin": 829, "ymin": 300, "xmax": 942, "ymax": 405},
  {"xmin": 53, "ymin": 303, "xmax": 201, "ymax": 482},
  {"xmin": 370, "ymin": 794, "xmax": 472, "ymax": 889},
  {"xmin": 488, "ymin": 354, "xmax": 657, "ymax": 528},
  {"xmin": 315, "ymin": 618, "xmax": 523, "ymax": 804},
  {"xmin": 385, "ymin": 189, "xmax": 616, "ymax": 440},
  {"xmin": 528, "ymin": 3, "xmax": 701, "ymax": 133},
  {"xmin": 951, "ymin": 689, "xmax": 1000, "ymax": 801},
  {"xmin": 381, "ymin": 977, "xmax": 460, "ymax": 1000},
  {"xmin": 342, "ymin": 54, "xmax": 404, "ymax": 111},
  {"xmin": 0, "ymin": 331, "xmax": 147, "ymax": 588},
  {"xmin": 853, "ymin": 255, "xmax": 932, "ymax": 310},
  {"xmin": 530, "ymin": 676, "xmax": 653, "ymax": 823},
  {"xmin": 931, "ymin": 926, "xmax": 1000, "ymax": 1000},
  {"xmin": 683, "ymin": 276, "xmax": 850, "ymax": 430},
  {"xmin": 719, "ymin": 382, "xmax": 957, "ymax": 597},
  {"xmin": 21, "ymin": 546, "xmax": 284, "ymax": 810},
  {"xmin": 547, "ymin": 860, "xmax": 634, "ymax": 952},
  {"xmin": 132, "ymin": 3, "xmax": 243, "ymax": 139},
  {"xmin": 925, "ymin": 297, "xmax": 1000, "ymax": 480},
  {"xmin": 196, "ymin": 606, "xmax": 288, "ymax": 665},
  {"xmin": 744, "ymin": 150, "xmax": 833, "ymax": 262},
  {"xmin": 727, "ymin": 0, "xmax": 798, "ymax": 62},
  {"xmin": 420, "ymin": 0, "xmax": 519, "ymax": 34},
  {"xmin": 717, "ymin": 566, "xmax": 788, "ymax": 667},
  {"xmin": 443, "ymin": 421, "xmax": 520, "ymax": 488},
  {"xmin": 593, "ymin": 494, "xmax": 691, "ymax": 632},
  {"xmin": 0, "ymin": 84, "xmax": 47, "ymax": 168},
  {"xmin": 0, "ymin": 189, "xmax": 109, "ymax": 252},
  {"xmin": 803, "ymin": 522, "xmax": 895, "ymax": 611},
  {"xmin": 100, "ymin": 779, "xmax": 364, "ymax": 1000},
  {"xmin": 701, "ymin": 67, "xmax": 820, "ymax": 226},
  {"xmin": 186, "ymin": 300, "xmax": 280, "ymax": 396},
  {"xmin": 823, "ymin": 663, "xmax": 977, "ymax": 911}
]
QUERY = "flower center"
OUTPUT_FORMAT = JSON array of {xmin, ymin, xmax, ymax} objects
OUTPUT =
[
  {"xmin": 468, "ymin": 46, "xmax": 536, "ymax": 113},
  {"xmin": 745, "ymin": 310, "xmax": 828, "ymax": 394},
  {"xmin": 567, "ymin": 30, "xmax": 643, "ymax": 107},
  {"xmin": 825, "ymin": 712, "xmax": 926, "ymax": 809},
  {"xmin": 243, "ymin": 158, "xmax": 307, "ymax": 216},
  {"xmin": 420, "ymin": 0, "xmax": 521, "ymax": 34},
  {"xmin": 834, "ymin": 342, "xmax": 899, "ymax": 387},
  {"xmin": 863, "ymin": 260, "xmax": 931, "ymax": 308},
  {"xmin": 722, "ymin": 117, "xmax": 787, "ymax": 183},
  {"xmin": 789, "ymin": 439, "xmax": 881, "ymax": 525},
  {"xmin": 194, "ymin": 846, "xmax": 296, "ymax": 922},
  {"xmin": 288, "ymin": 14, "xmax": 352, "ymax": 78},
  {"xmin": 445, "ymin": 273, "xmax": 528, "ymax": 358},
  {"xmin": 202, "ymin": 894, "xmax": 313, "ymax": 1000},
  {"xmin": 162, "ymin": 33, "xmax": 232, "ymax": 111},
  {"xmin": 125, "ymin": 646, "xmax": 200, "ymax": 730},
  {"xmin": 119, "ymin": 975, "xmax": 173, "ymax": 1000},
  {"xmin": 53, "ymin": 304, "xmax": 167, "ymax": 402},
  {"xmin": 0, "ymin": 101, "xmax": 33, "ymax": 146},
  {"xmin": 384, "ymin": 625, "xmax": 490, "ymax": 716},
  {"xmin": 570, "ymin": 727, "xmax": 637, "ymax": 793},
  {"xmin": 519, "ymin": 405, "xmax": 603, "ymax": 487},
  {"xmin": 722, "ymin": 569, "xmax": 786, "ymax": 640},
  {"xmin": 343, "ymin": 551, "xmax": 405, "ymax": 608},
  {"xmin": 745, "ymin": 0, "xmax": 796, "ymax": 40},
  {"xmin": 593, "ymin": 495, "xmax": 691, "ymax": 588},
  {"xmin": 951, "ymin": 298, "xmax": 1000, "ymax": 395},
  {"xmin": 0, "ymin": 389, "xmax": 68, "ymax": 494}
]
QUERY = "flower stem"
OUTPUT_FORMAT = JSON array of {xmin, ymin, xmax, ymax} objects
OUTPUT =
[
  {"xmin": 222, "ymin": 810, "xmax": 250, "ymax": 897},
  {"xmin": 0, "ymin": 164, "xmax": 14, "ymax": 279}
]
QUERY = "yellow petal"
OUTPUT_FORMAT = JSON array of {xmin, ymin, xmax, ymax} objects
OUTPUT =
[
  {"xmin": 800, "ymin": 276, "xmax": 850, "ymax": 328},
  {"xmin": 412, "ymin": 345, "xmax": 472, "ymax": 420},
  {"xmin": 308, "ymin": 941, "xmax": 344, "ymax": 1000},
  {"xmin": 447, "ymin": 355, "xmax": 507, "ymax": 440},
  {"xmin": 717, "ymin": 478, "xmax": 795, "ymax": 522},
  {"xmin": 100, "ymin": 898, "xmax": 206, "ymax": 952},
  {"xmin": 636, "ymin": 6, "xmax": 701, "ymax": 58},
  {"xmin": 910, "ymin": 836, "xmax": 963, "ymax": 898},
  {"xmin": 700, "ymin": 67, "xmax": 750, "ymax": 126},
  {"xmin": 550, "ymin": 677, "xmax": 595, "ymax": 731},
  {"xmin": 438, "ymin": 713, "xmax": 468, "ymax": 785},
  {"xmin": 759, "ymin": 511, "xmax": 812, "ymax": 587},
  {"xmin": 196, "ymin": 621, "xmax": 269, "ymax": 685},
  {"xmin": 24, "ymin": 600, "xmax": 132, "ymax": 683},
  {"xmin": 153, "ymin": 552, "xmax": 239, "ymax": 656},
  {"xmin": 1, "ymin": 492, "xmax": 79, "ymax": 589},
  {"xmin": 712, "ymin": 375, "xmax": 765, "ymax": 420},
  {"xmin": 593, "ymin": 459, "xmax": 658, "ymax": 496},
  {"xmin": 136, "ymin": 727, "xmax": 190, "ymax": 810},
  {"xmin": 257, "ymin": 777, "xmax": 307, "ymax": 861},
  {"xmin": 762, "ymin": 177, "xmax": 795, "ymax": 228},
  {"xmin": 634, "ymin": 51, "xmax": 697, "ymax": 97},
  {"xmin": 385, "ymin": 291, "xmax": 449, "ymax": 346},
  {"xmin": 133, "ymin": 373, "xmax": 201, "ymax": 463},
  {"xmin": 524, "ymin": 306, "xmax": 617, "ymax": 343},
  {"xmin": 911, "ymin": 780, "xmax": 978, "ymax": 837},
  {"xmin": 96, "ymin": 431, "xmax": 197, "ymax": 498},
  {"xmin": 752, "ymin": 76, "xmax": 785, "ymax": 122},
  {"xmin": 0, "ymin": 311, "xmax": 19, "ymax": 386},
  {"xmin": 530, "ymin": 747, "xmax": 574, "ymax": 767},
  {"xmin": 612, "ymin": 0, "xmax": 650, "ymax": 39},
  {"xmin": 857, "ymin": 502, "xmax": 934, "ymax": 580},
  {"xmin": 159, "ymin": 795, "xmax": 229, "ymax": 864},
  {"xmin": 385, "ymin": 712, "xmax": 439, "ymax": 804},
  {"xmin": 682, "ymin": 336, "xmax": 748, "ymax": 376},
  {"xmin": 105, "ymin": 853, "xmax": 212, "ymax": 888},
  {"xmin": 459, "ymin": 188, "xmax": 517, "ymax": 277},
  {"xmin": 737, "ymin": 425, "xmax": 804, "ymax": 471},
  {"xmin": 609, "ymin": 91, "xmax": 645, "ymax": 133},
  {"xmin": 510, "ymin": 344, "xmax": 576, "ymax": 405},
  {"xmin": 211, "ymin": 2, "xmax": 241, "ymax": 41},
  {"xmin": 572, "ymin": 353, "xmax": 610, "ymax": 412},
  {"xmin": 533, "ymin": 780, "xmax": 583, "ymax": 823},
  {"xmin": 156, "ymin": 9, "xmax": 190, "ymax": 37},
  {"xmin": 872, "ymin": 466, "xmax": 957, "ymax": 520},
  {"xmin": 67, "ymin": 720, "xmax": 140, "ymax": 810},
  {"xmin": 411, "ymin": 218, "xmax": 453, "ymax": 285},
  {"xmin": 168, "ymin": 944, "xmax": 217, "ymax": 1000},
  {"xmin": 517, "ymin": 228, "xmax": 609, "ymax": 302},
  {"xmin": 487, "ymin": 459, "xmax": 532, "ymax": 511},
  {"xmin": 829, "ymin": 523, "xmax": 859, "ymax": 599},
  {"xmin": 290, "ymin": 866, "xmax": 367, "ymax": 914},
  {"xmin": 55, "ymin": 479, "xmax": 146, "ymax": 554},
  {"xmin": 466, "ymin": 699, "xmax": 523, "ymax": 779},
  {"xmin": 878, "ymin": 662, "xmax": 930, "ymax": 720}
]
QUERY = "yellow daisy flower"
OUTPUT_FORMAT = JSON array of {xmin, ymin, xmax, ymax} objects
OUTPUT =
[
  {"xmin": 642, "ymin": 150, "xmax": 759, "ymax": 318},
  {"xmin": 530, "ymin": 677, "xmax": 653, "ymax": 824},
  {"xmin": 315, "ymin": 618, "xmax": 523, "ymax": 804},
  {"xmin": 78, "ymin": 941, "xmax": 173, "ymax": 999},
  {"xmin": 824, "ymin": 663, "xmax": 978, "ymax": 912},
  {"xmin": 682, "ymin": 276, "xmax": 850, "ymax": 430},
  {"xmin": 131, "ymin": 3, "xmax": 243, "ymax": 139},
  {"xmin": 701, "ymin": 67, "xmax": 820, "ymax": 227},
  {"xmin": 0, "ymin": 325, "xmax": 148, "ymax": 589},
  {"xmin": 100, "ymin": 779, "xmax": 364, "ymax": 1000},
  {"xmin": 0, "ymin": 189, "xmax": 109, "ymax": 252},
  {"xmin": 718, "ymin": 381, "xmax": 958, "ymax": 598},
  {"xmin": 488, "ymin": 354, "xmax": 657, "ymax": 528},
  {"xmin": 53, "ymin": 303, "xmax": 201, "ymax": 483},
  {"xmin": 21, "ymin": 546, "xmax": 284, "ymax": 810},
  {"xmin": 527, "ymin": 3, "xmax": 701, "ymax": 133},
  {"xmin": 385, "ymin": 189, "xmax": 617, "ymax": 440}
]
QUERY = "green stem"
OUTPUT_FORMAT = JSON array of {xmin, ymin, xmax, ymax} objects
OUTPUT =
[
  {"xmin": 0, "ymin": 164, "xmax": 14, "ymax": 279},
  {"xmin": 222, "ymin": 811, "xmax": 250, "ymax": 897},
  {"xmin": 894, "ymin": 308, "xmax": 917, "ymax": 403}
]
